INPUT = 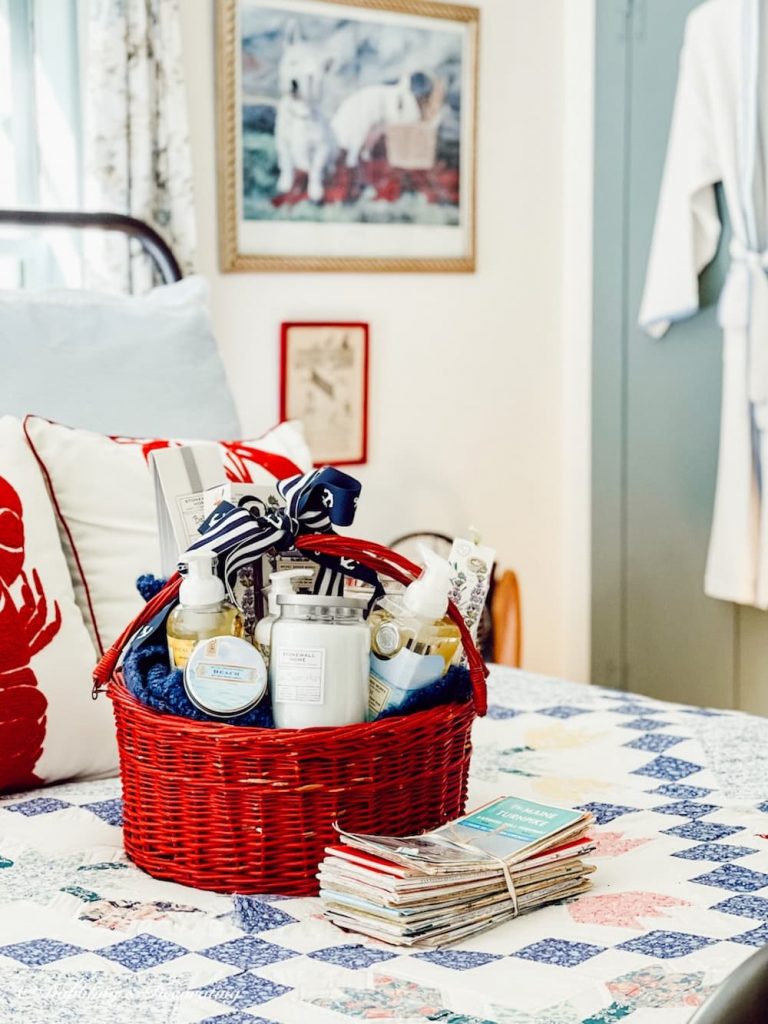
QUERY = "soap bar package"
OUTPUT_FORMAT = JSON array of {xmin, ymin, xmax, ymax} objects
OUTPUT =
[
  {"xmin": 151, "ymin": 448, "xmax": 287, "ymax": 628},
  {"xmin": 448, "ymin": 537, "xmax": 496, "ymax": 643},
  {"xmin": 150, "ymin": 443, "xmax": 224, "ymax": 576},
  {"xmin": 203, "ymin": 481, "xmax": 281, "ymax": 520},
  {"xmin": 152, "ymin": 447, "xmax": 287, "ymax": 578}
]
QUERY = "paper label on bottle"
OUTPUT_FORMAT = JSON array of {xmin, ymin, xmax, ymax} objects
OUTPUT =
[
  {"xmin": 168, "ymin": 635, "xmax": 196, "ymax": 670},
  {"xmin": 367, "ymin": 675, "xmax": 391, "ymax": 717},
  {"xmin": 274, "ymin": 647, "xmax": 325, "ymax": 704}
]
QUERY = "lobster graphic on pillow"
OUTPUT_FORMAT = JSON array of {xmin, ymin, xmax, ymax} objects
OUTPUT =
[
  {"xmin": 112, "ymin": 436, "xmax": 302, "ymax": 485},
  {"xmin": 0, "ymin": 477, "xmax": 61, "ymax": 791}
]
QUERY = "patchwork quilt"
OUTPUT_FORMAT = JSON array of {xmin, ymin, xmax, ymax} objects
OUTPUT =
[{"xmin": 2, "ymin": 666, "xmax": 768, "ymax": 1023}]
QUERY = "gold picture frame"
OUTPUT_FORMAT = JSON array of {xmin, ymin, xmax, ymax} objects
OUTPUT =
[{"xmin": 216, "ymin": 0, "xmax": 479, "ymax": 272}]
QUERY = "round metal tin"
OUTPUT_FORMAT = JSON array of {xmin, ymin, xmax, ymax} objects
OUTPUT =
[{"xmin": 184, "ymin": 635, "xmax": 267, "ymax": 719}]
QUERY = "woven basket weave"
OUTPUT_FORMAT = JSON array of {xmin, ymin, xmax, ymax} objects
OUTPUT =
[{"xmin": 95, "ymin": 536, "xmax": 488, "ymax": 896}]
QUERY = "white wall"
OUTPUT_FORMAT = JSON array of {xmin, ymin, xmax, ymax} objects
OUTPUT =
[
  {"xmin": 561, "ymin": 1, "xmax": 595, "ymax": 684},
  {"xmin": 181, "ymin": 0, "xmax": 580, "ymax": 677}
]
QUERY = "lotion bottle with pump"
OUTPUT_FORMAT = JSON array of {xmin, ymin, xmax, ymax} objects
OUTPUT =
[
  {"xmin": 167, "ymin": 552, "xmax": 244, "ymax": 670},
  {"xmin": 367, "ymin": 546, "xmax": 462, "ymax": 720},
  {"xmin": 255, "ymin": 568, "xmax": 314, "ymax": 664}
]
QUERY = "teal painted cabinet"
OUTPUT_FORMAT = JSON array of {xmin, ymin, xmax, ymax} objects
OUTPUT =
[{"xmin": 592, "ymin": 0, "xmax": 768, "ymax": 714}]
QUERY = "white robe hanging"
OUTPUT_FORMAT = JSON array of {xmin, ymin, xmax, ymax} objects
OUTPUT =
[{"xmin": 640, "ymin": 0, "xmax": 768, "ymax": 608}]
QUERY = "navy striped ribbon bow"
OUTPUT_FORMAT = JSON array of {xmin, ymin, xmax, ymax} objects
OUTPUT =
[{"xmin": 186, "ymin": 467, "xmax": 381, "ymax": 599}]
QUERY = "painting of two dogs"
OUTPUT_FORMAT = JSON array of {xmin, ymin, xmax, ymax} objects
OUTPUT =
[{"xmin": 239, "ymin": 3, "xmax": 466, "ymax": 225}]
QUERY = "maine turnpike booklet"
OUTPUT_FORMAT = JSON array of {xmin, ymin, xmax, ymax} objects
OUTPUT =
[{"xmin": 319, "ymin": 796, "xmax": 596, "ymax": 947}]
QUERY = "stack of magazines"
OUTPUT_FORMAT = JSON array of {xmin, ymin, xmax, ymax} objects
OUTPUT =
[{"xmin": 319, "ymin": 796, "xmax": 596, "ymax": 947}]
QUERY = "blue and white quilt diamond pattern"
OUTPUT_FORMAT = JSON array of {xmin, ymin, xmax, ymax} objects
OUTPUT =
[{"xmin": 1, "ymin": 666, "xmax": 767, "ymax": 1022}]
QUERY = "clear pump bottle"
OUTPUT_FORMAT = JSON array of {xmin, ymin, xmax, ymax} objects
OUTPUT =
[
  {"xmin": 367, "ymin": 547, "xmax": 462, "ymax": 719},
  {"xmin": 167, "ymin": 552, "xmax": 244, "ymax": 670}
]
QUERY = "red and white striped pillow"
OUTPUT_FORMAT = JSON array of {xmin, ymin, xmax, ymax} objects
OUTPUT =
[
  {"xmin": 23, "ymin": 416, "xmax": 312, "ymax": 654},
  {"xmin": 0, "ymin": 417, "xmax": 116, "ymax": 792}
]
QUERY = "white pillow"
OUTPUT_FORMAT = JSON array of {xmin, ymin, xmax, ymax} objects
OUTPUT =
[
  {"xmin": 0, "ymin": 417, "xmax": 116, "ymax": 791},
  {"xmin": 23, "ymin": 416, "xmax": 313, "ymax": 654},
  {"xmin": 0, "ymin": 276, "xmax": 242, "ymax": 440}
]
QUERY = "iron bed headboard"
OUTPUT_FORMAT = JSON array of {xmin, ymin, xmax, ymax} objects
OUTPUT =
[{"xmin": 0, "ymin": 209, "xmax": 183, "ymax": 285}]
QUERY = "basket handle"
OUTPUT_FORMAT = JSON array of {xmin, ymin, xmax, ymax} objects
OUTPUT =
[
  {"xmin": 93, "ymin": 536, "xmax": 489, "ymax": 716},
  {"xmin": 92, "ymin": 574, "xmax": 181, "ymax": 695},
  {"xmin": 295, "ymin": 534, "xmax": 489, "ymax": 716}
]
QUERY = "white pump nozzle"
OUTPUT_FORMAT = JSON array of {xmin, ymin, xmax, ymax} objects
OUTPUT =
[
  {"xmin": 266, "ymin": 568, "xmax": 314, "ymax": 615},
  {"xmin": 402, "ymin": 544, "xmax": 452, "ymax": 621},
  {"xmin": 178, "ymin": 551, "xmax": 225, "ymax": 607},
  {"xmin": 468, "ymin": 525, "xmax": 482, "ymax": 546}
]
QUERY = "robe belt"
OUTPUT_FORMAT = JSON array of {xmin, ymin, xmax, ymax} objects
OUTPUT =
[{"xmin": 719, "ymin": 239, "xmax": 768, "ymax": 404}]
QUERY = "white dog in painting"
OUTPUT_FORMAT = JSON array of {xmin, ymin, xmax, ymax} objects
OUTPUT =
[
  {"xmin": 331, "ymin": 75, "xmax": 425, "ymax": 169},
  {"xmin": 274, "ymin": 20, "xmax": 336, "ymax": 203}
]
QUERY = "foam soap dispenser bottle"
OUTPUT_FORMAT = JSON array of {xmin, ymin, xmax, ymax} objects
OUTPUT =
[
  {"xmin": 367, "ymin": 547, "xmax": 462, "ymax": 720},
  {"xmin": 254, "ymin": 568, "xmax": 314, "ymax": 664},
  {"xmin": 167, "ymin": 552, "xmax": 244, "ymax": 670}
]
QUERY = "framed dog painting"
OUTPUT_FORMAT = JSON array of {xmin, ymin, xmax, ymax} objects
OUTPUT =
[{"xmin": 216, "ymin": 0, "xmax": 479, "ymax": 272}]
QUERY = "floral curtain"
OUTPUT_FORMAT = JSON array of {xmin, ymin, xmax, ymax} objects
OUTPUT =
[{"xmin": 84, "ymin": 0, "xmax": 196, "ymax": 293}]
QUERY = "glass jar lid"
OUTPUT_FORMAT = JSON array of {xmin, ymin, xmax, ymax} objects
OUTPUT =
[
  {"xmin": 275, "ymin": 595, "xmax": 368, "ymax": 609},
  {"xmin": 276, "ymin": 594, "xmax": 368, "ymax": 622}
]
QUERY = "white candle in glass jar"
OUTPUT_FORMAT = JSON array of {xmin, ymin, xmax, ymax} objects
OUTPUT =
[{"xmin": 269, "ymin": 595, "xmax": 370, "ymax": 728}]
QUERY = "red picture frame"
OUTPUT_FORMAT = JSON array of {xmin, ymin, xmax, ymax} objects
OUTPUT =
[{"xmin": 280, "ymin": 322, "xmax": 370, "ymax": 466}]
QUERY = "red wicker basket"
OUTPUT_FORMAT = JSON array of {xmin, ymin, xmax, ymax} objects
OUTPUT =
[{"xmin": 94, "ymin": 536, "xmax": 488, "ymax": 896}]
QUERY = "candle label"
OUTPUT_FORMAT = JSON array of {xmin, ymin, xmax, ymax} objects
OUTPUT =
[
  {"xmin": 195, "ymin": 663, "xmax": 260, "ymax": 684},
  {"xmin": 274, "ymin": 647, "xmax": 325, "ymax": 704}
]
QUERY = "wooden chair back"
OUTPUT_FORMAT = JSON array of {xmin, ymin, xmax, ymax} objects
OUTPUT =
[{"xmin": 492, "ymin": 569, "xmax": 522, "ymax": 668}]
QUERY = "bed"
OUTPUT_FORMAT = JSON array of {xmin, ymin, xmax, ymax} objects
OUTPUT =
[
  {"xmin": 1, "ymin": 666, "xmax": 767, "ymax": 1022},
  {"xmin": 1, "ymin": 212, "xmax": 766, "ymax": 1022}
]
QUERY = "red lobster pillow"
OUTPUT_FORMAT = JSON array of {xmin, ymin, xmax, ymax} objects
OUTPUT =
[
  {"xmin": 0, "ymin": 417, "xmax": 115, "ymax": 792},
  {"xmin": 23, "ymin": 416, "xmax": 312, "ymax": 655}
]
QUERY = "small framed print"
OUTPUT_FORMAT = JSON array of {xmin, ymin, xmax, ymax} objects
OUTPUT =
[{"xmin": 280, "ymin": 322, "xmax": 369, "ymax": 465}]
